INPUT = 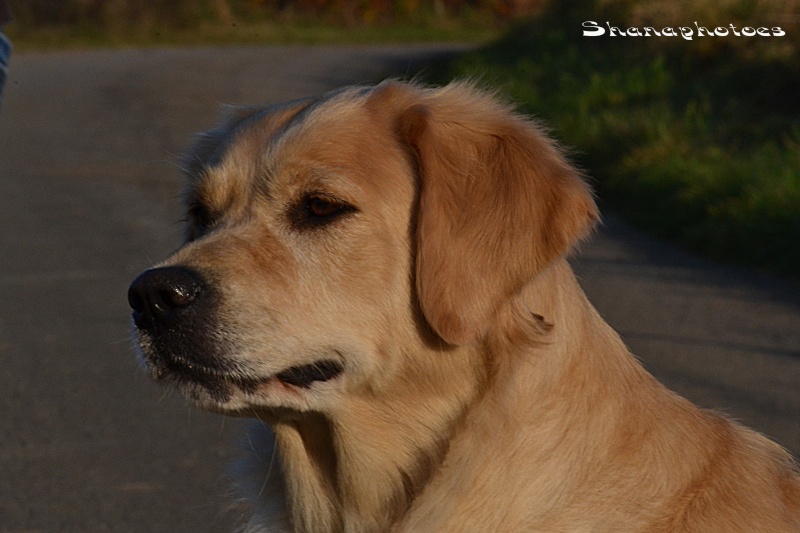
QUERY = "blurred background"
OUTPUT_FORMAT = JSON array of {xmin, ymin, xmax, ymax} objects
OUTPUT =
[
  {"xmin": 1, "ymin": 0, "xmax": 798, "ymax": 531},
  {"xmin": 6, "ymin": 0, "xmax": 800, "ymax": 277}
]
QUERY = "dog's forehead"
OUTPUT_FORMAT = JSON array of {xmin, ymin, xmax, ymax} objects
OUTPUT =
[
  {"xmin": 191, "ymin": 87, "xmax": 404, "ymax": 209},
  {"xmin": 184, "ymin": 98, "xmax": 315, "ymax": 205},
  {"xmin": 266, "ymin": 88, "xmax": 377, "ymax": 160}
]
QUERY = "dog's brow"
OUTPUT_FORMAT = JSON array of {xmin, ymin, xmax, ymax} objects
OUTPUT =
[{"xmin": 266, "ymin": 87, "xmax": 366, "ymax": 151}]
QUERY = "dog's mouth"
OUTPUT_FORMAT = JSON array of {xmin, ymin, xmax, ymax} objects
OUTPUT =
[
  {"xmin": 275, "ymin": 360, "xmax": 344, "ymax": 388},
  {"xmin": 149, "ymin": 349, "xmax": 343, "ymax": 393}
]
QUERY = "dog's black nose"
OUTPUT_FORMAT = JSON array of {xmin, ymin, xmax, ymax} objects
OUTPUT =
[{"xmin": 128, "ymin": 267, "xmax": 205, "ymax": 327}]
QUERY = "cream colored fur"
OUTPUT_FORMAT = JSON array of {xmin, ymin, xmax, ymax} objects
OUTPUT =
[{"xmin": 141, "ymin": 81, "xmax": 799, "ymax": 532}]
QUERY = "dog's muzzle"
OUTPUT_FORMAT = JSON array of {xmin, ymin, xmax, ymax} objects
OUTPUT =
[
  {"xmin": 127, "ymin": 266, "xmax": 344, "ymax": 396},
  {"xmin": 127, "ymin": 266, "xmax": 243, "ymax": 395}
]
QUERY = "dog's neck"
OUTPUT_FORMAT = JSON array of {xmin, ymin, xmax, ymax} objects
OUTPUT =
[
  {"xmin": 395, "ymin": 261, "xmax": 713, "ymax": 531},
  {"xmin": 262, "ymin": 336, "xmax": 490, "ymax": 532},
  {"xmin": 256, "ymin": 259, "xmax": 642, "ymax": 533}
]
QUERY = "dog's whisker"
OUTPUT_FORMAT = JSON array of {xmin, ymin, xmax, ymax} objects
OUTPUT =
[
  {"xmin": 109, "ymin": 336, "xmax": 134, "ymax": 346},
  {"xmin": 255, "ymin": 435, "xmax": 278, "ymax": 502}
]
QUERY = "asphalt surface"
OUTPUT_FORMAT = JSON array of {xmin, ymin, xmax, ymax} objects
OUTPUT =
[{"xmin": 1, "ymin": 45, "xmax": 798, "ymax": 533}]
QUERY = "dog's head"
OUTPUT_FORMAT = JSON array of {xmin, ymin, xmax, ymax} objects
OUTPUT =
[{"xmin": 128, "ymin": 81, "xmax": 598, "ymax": 414}]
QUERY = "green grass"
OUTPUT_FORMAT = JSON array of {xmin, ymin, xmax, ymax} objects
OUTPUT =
[
  {"xmin": 440, "ymin": 3, "xmax": 800, "ymax": 279},
  {"xmin": 5, "ymin": 12, "xmax": 501, "ymax": 50}
]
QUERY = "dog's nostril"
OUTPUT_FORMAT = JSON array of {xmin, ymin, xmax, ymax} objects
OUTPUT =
[
  {"xmin": 128, "ymin": 287, "xmax": 146, "ymax": 314},
  {"xmin": 128, "ymin": 266, "xmax": 205, "ymax": 325}
]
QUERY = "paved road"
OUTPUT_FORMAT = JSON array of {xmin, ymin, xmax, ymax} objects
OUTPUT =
[{"xmin": 1, "ymin": 46, "xmax": 798, "ymax": 532}]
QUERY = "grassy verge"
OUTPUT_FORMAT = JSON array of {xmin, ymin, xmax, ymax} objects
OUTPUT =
[
  {"xmin": 5, "ymin": 6, "xmax": 502, "ymax": 50},
  {"xmin": 5, "ymin": 20, "xmax": 500, "ymax": 51},
  {"xmin": 439, "ymin": 0, "xmax": 800, "ymax": 279}
]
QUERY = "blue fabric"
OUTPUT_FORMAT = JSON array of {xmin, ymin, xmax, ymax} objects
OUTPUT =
[{"xmin": 0, "ymin": 30, "xmax": 10, "ymax": 112}]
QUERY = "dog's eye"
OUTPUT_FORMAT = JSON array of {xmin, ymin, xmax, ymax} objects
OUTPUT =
[
  {"xmin": 307, "ymin": 196, "xmax": 346, "ymax": 218},
  {"xmin": 188, "ymin": 203, "xmax": 215, "ymax": 234},
  {"xmin": 292, "ymin": 193, "xmax": 356, "ymax": 229}
]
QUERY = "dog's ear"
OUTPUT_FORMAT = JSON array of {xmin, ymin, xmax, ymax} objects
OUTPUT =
[{"xmin": 397, "ymin": 83, "xmax": 598, "ymax": 345}]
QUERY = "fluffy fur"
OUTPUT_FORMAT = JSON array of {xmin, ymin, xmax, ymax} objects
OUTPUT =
[{"xmin": 130, "ymin": 81, "xmax": 800, "ymax": 532}]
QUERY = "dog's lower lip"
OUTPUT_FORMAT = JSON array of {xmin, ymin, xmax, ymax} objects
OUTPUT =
[
  {"xmin": 275, "ymin": 360, "xmax": 343, "ymax": 388},
  {"xmin": 155, "ymin": 353, "xmax": 228, "ymax": 381},
  {"xmin": 147, "ymin": 350, "xmax": 343, "ymax": 392}
]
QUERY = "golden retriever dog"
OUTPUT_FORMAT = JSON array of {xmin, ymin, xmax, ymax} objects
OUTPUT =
[{"xmin": 128, "ymin": 81, "xmax": 799, "ymax": 532}]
